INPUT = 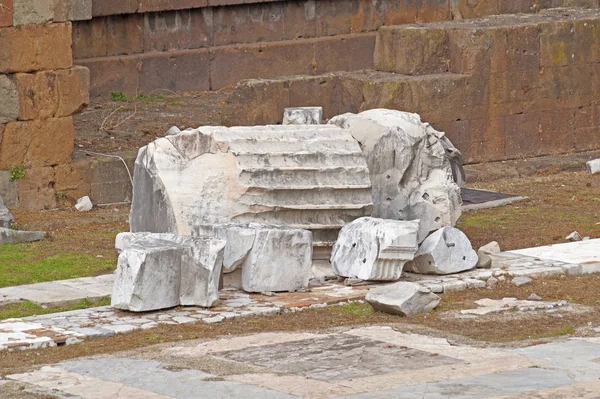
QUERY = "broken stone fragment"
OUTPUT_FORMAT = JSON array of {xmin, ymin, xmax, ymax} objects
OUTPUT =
[
  {"xmin": 194, "ymin": 223, "xmax": 313, "ymax": 293},
  {"xmin": 405, "ymin": 227, "xmax": 477, "ymax": 275},
  {"xmin": 129, "ymin": 125, "xmax": 372, "ymax": 255},
  {"xmin": 366, "ymin": 281, "xmax": 441, "ymax": 316},
  {"xmin": 0, "ymin": 227, "xmax": 47, "ymax": 244},
  {"xmin": 566, "ymin": 231, "xmax": 582, "ymax": 242},
  {"xmin": 586, "ymin": 159, "xmax": 600, "ymax": 174},
  {"xmin": 113, "ymin": 232, "xmax": 225, "ymax": 311},
  {"xmin": 328, "ymin": 109, "xmax": 462, "ymax": 241},
  {"xmin": 75, "ymin": 196, "xmax": 93, "ymax": 212},
  {"xmin": 0, "ymin": 195, "xmax": 13, "ymax": 229},
  {"xmin": 330, "ymin": 217, "xmax": 420, "ymax": 281},
  {"xmin": 476, "ymin": 242, "xmax": 499, "ymax": 269},
  {"xmin": 283, "ymin": 107, "xmax": 323, "ymax": 125}
]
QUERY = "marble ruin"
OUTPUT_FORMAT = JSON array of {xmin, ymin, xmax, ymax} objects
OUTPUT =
[{"xmin": 116, "ymin": 108, "xmax": 476, "ymax": 312}]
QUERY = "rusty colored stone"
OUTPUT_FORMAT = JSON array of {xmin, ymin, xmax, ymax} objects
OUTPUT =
[
  {"xmin": 138, "ymin": 49, "xmax": 210, "ymax": 93},
  {"xmin": 56, "ymin": 66, "xmax": 90, "ymax": 117},
  {"xmin": 143, "ymin": 8, "xmax": 212, "ymax": 52},
  {"xmin": 213, "ymin": 2, "xmax": 284, "ymax": 46},
  {"xmin": 0, "ymin": 117, "xmax": 74, "ymax": 169},
  {"xmin": 54, "ymin": 160, "xmax": 91, "ymax": 201},
  {"xmin": 76, "ymin": 55, "xmax": 140, "ymax": 98},
  {"xmin": 0, "ymin": 0, "xmax": 12, "ymax": 27},
  {"xmin": 282, "ymin": 0, "xmax": 316, "ymax": 40},
  {"xmin": 72, "ymin": 18, "xmax": 108, "ymax": 59},
  {"xmin": 17, "ymin": 166, "xmax": 57, "ymax": 210},
  {"xmin": 0, "ymin": 23, "xmax": 72, "ymax": 73},
  {"xmin": 375, "ymin": 26, "xmax": 449, "ymax": 75},
  {"xmin": 14, "ymin": 71, "xmax": 58, "ymax": 121}
]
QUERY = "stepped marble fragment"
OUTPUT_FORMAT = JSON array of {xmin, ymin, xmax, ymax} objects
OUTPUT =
[{"xmin": 130, "ymin": 125, "xmax": 373, "ymax": 253}]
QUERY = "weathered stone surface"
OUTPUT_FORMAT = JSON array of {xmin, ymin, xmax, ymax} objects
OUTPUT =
[
  {"xmin": 329, "ymin": 109, "xmax": 462, "ymax": 240},
  {"xmin": 0, "ymin": 23, "xmax": 72, "ymax": 73},
  {"xmin": 283, "ymin": 107, "xmax": 323, "ymax": 125},
  {"xmin": 566, "ymin": 231, "xmax": 583, "ymax": 242},
  {"xmin": 74, "ymin": 196, "xmax": 92, "ymax": 212},
  {"xmin": 330, "ymin": 217, "xmax": 420, "ymax": 281},
  {"xmin": 194, "ymin": 223, "xmax": 313, "ymax": 293},
  {"xmin": 0, "ymin": 75, "xmax": 18, "ymax": 124},
  {"xmin": 0, "ymin": 0, "xmax": 12, "ymax": 27},
  {"xmin": 12, "ymin": 0, "xmax": 53, "ymax": 25},
  {"xmin": 0, "ymin": 227, "xmax": 46, "ymax": 244},
  {"xmin": 0, "ymin": 196, "xmax": 12, "ymax": 228},
  {"xmin": 406, "ymin": 226, "xmax": 477, "ymax": 275},
  {"xmin": 476, "ymin": 241, "xmax": 500, "ymax": 268},
  {"xmin": 366, "ymin": 281, "xmax": 440, "ymax": 316},
  {"xmin": 112, "ymin": 245, "xmax": 183, "ymax": 312},
  {"xmin": 114, "ymin": 232, "xmax": 225, "ymax": 310},
  {"xmin": 54, "ymin": 0, "xmax": 92, "ymax": 22},
  {"xmin": 587, "ymin": 159, "xmax": 600, "ymax": 174},
  {"xmin": 0, "ymin": 117, "xmax": 74, "ymax": 169},
  {"xmin": 130, "ymin": 125, "xmax": 372, "ymax": 252}
]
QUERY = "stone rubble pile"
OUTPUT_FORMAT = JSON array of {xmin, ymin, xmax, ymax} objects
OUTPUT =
[{"xmin": 115, "ymin": 108, "xmax": 477, "ymax": 313}]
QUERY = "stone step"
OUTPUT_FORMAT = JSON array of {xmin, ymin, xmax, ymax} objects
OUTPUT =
[
  {"xmin": 238, "ymin": 167, "xmax": 371, "ymax": 189},
  {"xmin": 236, "ymin": 152, "xmax": 367, "ymax": 170},
  {"xmin": 239, "ymin": 187, "xmax": 373, "ymax": 207},
  {"xmin": 228, "ymin": 138, "xmax": 362, "ymax": 155}
]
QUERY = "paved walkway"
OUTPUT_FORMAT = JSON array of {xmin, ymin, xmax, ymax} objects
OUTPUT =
[
  {"xmin": 6, "ymin": 326, "xmax": 600, "ymax": 398},
  {"xmin": 1, "ymin": 240, "xmax": 599, "ymax": 352}
]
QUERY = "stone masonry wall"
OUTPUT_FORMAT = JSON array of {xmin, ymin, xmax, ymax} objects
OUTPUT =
[
  {"xmin": 73, "ymin": 0, "xmax": 598, "ymax": 97},
  {"xmin": 0, "ymin": 0, "xmax": 90, "ymax": 209}
]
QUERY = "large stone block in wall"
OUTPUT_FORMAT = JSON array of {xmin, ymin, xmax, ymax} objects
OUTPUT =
[
  {"xmin": 0, "ymin": 117, "xmax": 74, "ymax": 169},
  {"xmin": 0, "ymin": 23, "xmax": 72, "ymax": 73},
  {"xmin": 0, "ymin": 0, "xmax": 12, "ymax": 27},
  {"xmin": 130, "ymin": 125, "xmax": 373, "ymax": 250},
  {"xmin": 329, "ymin": 109, "xmax": 462, "ymax": 240},
  {"xmin": 0, "ymin": 75, "xmax": 18, "ymax": 124}
]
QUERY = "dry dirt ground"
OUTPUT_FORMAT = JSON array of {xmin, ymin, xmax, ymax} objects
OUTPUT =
[{"xmin": 73, "ymin": 90, "xmax": 229, "ymax": 154}]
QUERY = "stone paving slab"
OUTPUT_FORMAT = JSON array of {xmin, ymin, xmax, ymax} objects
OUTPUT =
[
  {"xmin": 0, "ymin": 241, "xmax": 599, "ymax": 352},
  {"xmin": 509, "ymin": 238, "xmax": 600, "ymax": 265},
  {"xmin": 0, "ymin": 282, "xmax": 103, "ymax": 307},
  {"xmin": 7, "ymin": 326, "xmax": 600, "ymax": 399}
]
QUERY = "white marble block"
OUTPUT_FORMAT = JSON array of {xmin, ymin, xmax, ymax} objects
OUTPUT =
[
  {"xmin": 113, "ymin": 232, "xmax": 225, "ymax": 310},
  {"xmin": 194, "ymin": 223, "xmax": 313, "ymax": 293},
  {"xmin": 405, "ymin": 227, "xmax": 477, "ymax": 275},
  {"xmin": 330, "ymin": 217, "xmax": 420, "ymax": 281},
  {"xmin": 283, "ymin": 107, "xmax": 323, "ymax": 125}
]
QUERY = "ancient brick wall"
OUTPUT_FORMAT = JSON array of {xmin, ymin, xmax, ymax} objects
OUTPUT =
[
  {"xmin": 0, "ymin": 0, "xmax": 90, "ymax": 209},
  {"xmin": 73, "ymin": 0, "xmax": 597, "ymax": 97}
]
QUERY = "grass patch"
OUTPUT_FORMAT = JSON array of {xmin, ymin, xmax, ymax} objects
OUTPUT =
[
  {"xmin": 0, "ymin": 244, "xmax": 115, "ymax": 288},
  {"xmin": 0, "ymin": 297, "xmax": 111, "ymax": 320},
  {"xmin": 336, "ymin": 302, "xmax": 375, "ymax": 317}
]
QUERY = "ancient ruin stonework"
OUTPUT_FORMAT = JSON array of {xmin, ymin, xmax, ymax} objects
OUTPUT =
[
  {"xmin": 330, "ymin": 217, "xmax": 420, "ymax": 281},
  {"xmin": 329, "ymin": 109, "xmax": 462, "ymax": 240},
  {"xmin": 194, "ymin": 223, "xmax": 313, "ymax": 293},
  {"xmin": 129, "ymin": 125, "xmax": 373, "ymax": 252},
  {"xmin": 113, "ymin": 232, "xmax": 225, "ymax": 311}
]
